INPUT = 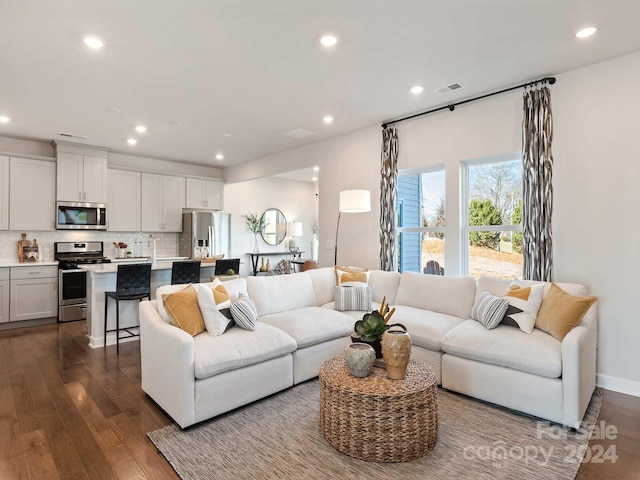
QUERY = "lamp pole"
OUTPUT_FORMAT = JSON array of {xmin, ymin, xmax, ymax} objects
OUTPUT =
[{"xmin": 334, "ymin": 211, "xmax": 342, "ymax": 265}]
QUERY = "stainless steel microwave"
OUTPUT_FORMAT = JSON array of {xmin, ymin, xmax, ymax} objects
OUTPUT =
[{"xmin": 56, "ymin": 201, "xmax": 107, "ymax": 230}]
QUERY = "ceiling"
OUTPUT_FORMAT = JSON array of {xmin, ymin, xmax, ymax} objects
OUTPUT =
[{"xmin": 1, "ymin": 1, "xmax": 639, "ymax": 168}]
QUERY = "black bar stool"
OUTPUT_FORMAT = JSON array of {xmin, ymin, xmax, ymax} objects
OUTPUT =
[
  {"xmin": 171, "ymin": 260, "xmax": 201, "ymax": 285},
  {"xmin": 104, "ymin": 263, "xmax": 152, "ymax": 354}
]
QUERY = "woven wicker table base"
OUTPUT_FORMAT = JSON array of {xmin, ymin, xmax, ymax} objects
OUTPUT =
[{"xmin": 319, "ymin": 355, "xmax": 438, "ymax": 463}]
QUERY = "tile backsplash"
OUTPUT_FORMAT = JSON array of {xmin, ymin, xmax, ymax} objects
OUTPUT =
[{"xmin": 0, "ymin": 231, "xmax": 178, "ymax": 262}]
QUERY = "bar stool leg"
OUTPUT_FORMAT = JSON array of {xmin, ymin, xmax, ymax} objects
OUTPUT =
[
  {"xmin": 116, "ymin": 297, "xmax": 120, "ymax": 355},
  {"xmin": 104, "ymin": 293, "xmax": 108, "ymax": 348}
]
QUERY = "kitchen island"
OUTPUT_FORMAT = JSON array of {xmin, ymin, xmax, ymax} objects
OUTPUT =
[{"xmin": 82, "ymin": 260, "xmax": 216, "ymax": 349}]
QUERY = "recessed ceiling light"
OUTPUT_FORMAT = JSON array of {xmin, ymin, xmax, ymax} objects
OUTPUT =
[
  {"xmin": 135, "ymin": 125, "xmax": 147, "ymax": 133},
  {"xmin": 215, "ymin": 153, "xmax": 224, "ymax": 160},
  {"xmin": 313, "ymin": 166, "xmax": 319, "ymax": 172},
  {"xmin": 83, "ymin": 36, "xmax": 104, "ymax": 49},
  {"xmin": 312, "ymin": 177, "xmax": 318, "ymax": 182},
  {"xmin": 322, "ymin": 115, "xmax": 334, "ymax": 124},
  {"xmin": 575, "ymin": 26, "xmax": 598, "ymax": 38},
  {"xmin": 222, "ymin": 132, "xmax": 232, "ymax": 137},
  {"xmin": 0, "ymin": 116, "xmax": 10, "ymax": 124},
  {"xmin": 320, "ymin": 34, "xmax": 338, "ymax": 47},
  {"xmin": 127, "ymin": 138, "xmax": 137, "ymax": 145},
  {"xmin": 410, "ymin": 85, "xmax": 424, "ymax": 95},
  {"xmin": 107, "ymin": 107, "xmax": 122, "ymax": 113}
]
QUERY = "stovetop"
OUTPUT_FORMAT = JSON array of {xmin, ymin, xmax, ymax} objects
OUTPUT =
[
  {"xmin": 58, "ymin": 257, "xmax": 111, "ymax": 269},
  {"xmin": 54, "ymin": 241, "xmax": 110, "ymax": 269}
]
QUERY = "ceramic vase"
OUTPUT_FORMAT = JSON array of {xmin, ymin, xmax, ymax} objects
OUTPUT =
[
  {"xmin": 253, "ymin": 234, "xmax": 259, "ymax": 253},
  {"xmin": 344, "ymin": 343, "xmax": 376, "ymax": 378},
  {"xmin": 311, "ymin": 233, "xmax": 319, "ymax": 261},
  {"xmin": 381, "ymin": 323, "xmax": 411, "ymax": 380}
]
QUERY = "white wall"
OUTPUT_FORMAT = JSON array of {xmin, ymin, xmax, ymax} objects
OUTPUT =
[
  {"xmin": 223, "ymin": 176, "xmax": 318, "ymax": 277},
  {"xmin": 224, "ymin": 51, "xmax": 640, "ymax": 395}
]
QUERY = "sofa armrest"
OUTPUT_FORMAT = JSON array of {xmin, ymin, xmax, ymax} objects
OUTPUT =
[
  {"xmin": 561, "ymin": 301, "xmax": 598, "ymax": 428},
  {"xmin": 140, "ymin": 300, "xmax": 196, "ymax": 428}
]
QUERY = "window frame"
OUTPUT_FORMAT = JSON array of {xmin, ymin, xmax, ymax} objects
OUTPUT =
[
  {"xmin": 460, "ymin": 152, "xmax": 522, "ymax": 276},
  {"xmin": 397, "ymin": 164, "xmax": 446, "ymax": 273}
]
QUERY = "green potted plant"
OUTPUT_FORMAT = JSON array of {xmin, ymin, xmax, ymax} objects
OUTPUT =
[
  {"xmin": 352, "ymin": 297, "xmax": 395, "ymax": 358},
  {"xmin": 243, "ymin": 212, "xmax": 267, "ymax": 253}
]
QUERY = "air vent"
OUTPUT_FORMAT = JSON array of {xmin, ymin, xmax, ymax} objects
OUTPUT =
[
  {"xmin": 434, "ymin": 82, "xmax": 465, "ymax": 95},
  {"xmin": 283, "ymin": 128, "xmax": 316, "ymax": 139},
  {"xmin": 58, "ymin": 132, "xmax": 89, "ymax": 140}
]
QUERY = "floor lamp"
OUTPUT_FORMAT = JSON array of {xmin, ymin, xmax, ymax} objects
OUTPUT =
[{"xmin": 334, "ymin": 189, "xmax": 371, "ymax": 265}]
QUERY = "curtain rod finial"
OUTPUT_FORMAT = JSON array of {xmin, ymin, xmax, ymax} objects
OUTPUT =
[{"xmin": 548, "ymin": 77, "xmax": 556, "ymax": 85}]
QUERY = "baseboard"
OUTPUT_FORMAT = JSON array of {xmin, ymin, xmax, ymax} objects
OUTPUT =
[{"xmin": 596, "ymin": 373, "xmax": 640, "ymax": 397}]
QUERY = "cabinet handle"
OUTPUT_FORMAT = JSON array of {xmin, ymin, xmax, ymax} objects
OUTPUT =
[
  {"xmin": 204, "ymin": 200, "xmax": 208, "ymax": 207},
  {"xmin": 29, "ymin": 271, "xmax": 41, "ymax": 275},
  {"xmin": 83, "ymin": 192, "xmax": 87, "ymax": 200},
  {"xmin": 78, "ymin": 192, "xmax": 82, "ymax": 200}
]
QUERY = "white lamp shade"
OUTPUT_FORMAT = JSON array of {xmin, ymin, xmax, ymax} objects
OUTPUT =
[
  {"xmin": 339, "ymin": 189, "xmax": 371, "ymax": 213},
  {"xmin": 288, "ymin": 221, "xmax": 303, "ymax": 237}
]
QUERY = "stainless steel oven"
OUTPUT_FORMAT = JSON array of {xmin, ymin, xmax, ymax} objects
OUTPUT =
[
  {"xmin": 58, "ymin": 269, "xmax": 88, "ymax": 322},
  {"xmin": 55, "ymin": 241, "xmax": 110, "ymax": 322}
]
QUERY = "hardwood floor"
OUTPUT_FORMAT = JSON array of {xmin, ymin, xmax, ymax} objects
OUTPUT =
[{"xmin": 0, "ymin": 321, "xmax": 638, "ymax": 479}]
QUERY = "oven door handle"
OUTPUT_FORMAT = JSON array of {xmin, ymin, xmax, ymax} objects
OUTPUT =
[{"xmin": 59, "ymin": 268, "xmax": 87, "ymax": 273}]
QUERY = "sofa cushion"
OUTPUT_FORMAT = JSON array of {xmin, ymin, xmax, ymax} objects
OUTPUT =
[
  {"xmin": 193, "ymin": 323, "xmax": 296, "ymax": 379},
  {"xmin": 321, "ymin": 301, "xmax": 382, "ymax": 322},
  {"xmin": 247, "ymin": 273, "xmax": 316, "ymax": 316},
  {"xmin": 392, "ymin": 305, "xmax": 465, "ymax": 352},
  {"xmin": 394, "ymin": 272, "xmax": 476, "ymax": 319},
  {"xmin": 306, "ymin": 267, "xmax": 336, "ymax": 306},
  {"xmin": 259, "ymin": 306, "xmax": 353, "ymax": 348},
  {"xmin": 368, "ymin": 270, "xmax": 402, "ymax": 304},
  {"xmin": 441, "ymin": 320, "xmax": 562, "ymax": 378}
]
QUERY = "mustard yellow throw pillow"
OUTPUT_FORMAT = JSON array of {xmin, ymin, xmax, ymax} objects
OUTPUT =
[
  {"xmin": 535, "ymin": 283, "xmax": 597, "ymax": 341},
  {"xmin": 334, "ymin": 266, "xmax": 370, "ymax": 286},
  {"xmin": 162, "ymin": 285, "xmax": 205, "ymax": 336}
]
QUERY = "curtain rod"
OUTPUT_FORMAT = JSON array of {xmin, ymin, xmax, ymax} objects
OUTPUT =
[{"xmin": 381, "ymin": 76, "xmax": 556, "ymax": 129}]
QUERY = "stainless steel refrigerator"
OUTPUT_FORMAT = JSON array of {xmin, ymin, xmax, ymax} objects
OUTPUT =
[{"xmin": 179, "ymin": 211, "xmax": 231, "ymax": 259}]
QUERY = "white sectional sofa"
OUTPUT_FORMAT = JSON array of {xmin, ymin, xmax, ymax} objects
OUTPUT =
[{"xmin": 139, "ymin": 268, "xmax": 597, "ymax": 429}]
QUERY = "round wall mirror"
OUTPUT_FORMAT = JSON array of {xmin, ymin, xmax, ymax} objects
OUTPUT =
[{"xmin": 261, "ymin": 208, "xmax": 287, "ymax": 246}]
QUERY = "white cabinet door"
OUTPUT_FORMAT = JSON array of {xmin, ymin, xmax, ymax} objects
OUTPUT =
[
  {"xmin": 0, "ymin": 277, "xmax": 8, "ymax": 323},
  {"xmin": 185, "ymin": 178, "xmax": 223, "ymax": 210},
  {"xmin": 162, "ymin": 175, "xmax": 185, "ymax": 231},
  {"xmin": 185, "ymin": 177, "xmax": 205, "ymax": 209},
  {"xmin": 0, "ymin": 156, "xmax": 8, "ymax": 230},
  {"xmin": 56, "ymin": 152, "xmax": 84, "ymax": 201},
  {"xmin": 108, "ymin": 169, "xmax": 141, "ymax": 231},
  {"xmin": 141, "ymin": 173, "xmax": 163, "ymax": 231},
  {"xmin": 10, "ymin": 277, "xmax": 57, "ymax": 322},
  {"xmin": 10, "ymin": 158, "xmax": 56, "ymax": 231},
  {"xmin": 205, "ymin": 180, "xmax": 223, "ymax": 210},
  {"xmin": 83, "ymin": 156, "xmax": 108, "ymax": 203}
]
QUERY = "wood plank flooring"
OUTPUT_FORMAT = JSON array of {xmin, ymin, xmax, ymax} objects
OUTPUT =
[{"xmin": 0, "ymin": 321, "xmax": 638, "ymax": 479}]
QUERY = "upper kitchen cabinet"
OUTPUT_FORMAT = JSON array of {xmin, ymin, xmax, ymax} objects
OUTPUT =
[
  {"xmin": 185, "ymin": 177, "xmax": 224, "ymax": 210},
  {"xmin": 56, "ymin": 152, "xmax": 107, "ymax": 203},
  {"xmin": 141, "ymin": 173, "xmax": 185, "ymax": 232},
  {"xmin": 10, "ymin": 157, "xmax": 56, "ymax": 231},
  {"xmin": 108, "ymin": 169, "xmax": 141, "ymax": 232},
  {"xmin": 0, "ymin": 156, "xmax": 8, "ymax": 230}
]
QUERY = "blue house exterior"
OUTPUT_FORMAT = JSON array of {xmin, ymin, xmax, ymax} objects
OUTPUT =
[{"xmin": 397, "ymin": 175, "xmax": 421, "ymax": 273}]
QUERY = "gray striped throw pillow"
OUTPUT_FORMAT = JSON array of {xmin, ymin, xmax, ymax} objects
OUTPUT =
[
  {"xmin": 333, "ymin": 285, "xmax": 372, "ymax": 312},
  {"xmin": 230, "ymin": 293, "xmax": 258, "ymax": 331},
  {"xmin": 471, "ymin": 291, "xmax": 510, "ymax": 330}
]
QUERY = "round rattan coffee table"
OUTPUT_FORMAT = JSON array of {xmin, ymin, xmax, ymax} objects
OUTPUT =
[{"xmin": 319, "ymin": 354, "xmax": 438, "ymax": 462}]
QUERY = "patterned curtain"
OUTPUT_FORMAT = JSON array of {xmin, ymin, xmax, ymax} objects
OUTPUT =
[
  {"xmin": 380, "ymin": 127, "xmax": 398, "ymax": 271},
  {"xmin": 522, "ymin": 87, "xmax": 554, "ymax": 281}
]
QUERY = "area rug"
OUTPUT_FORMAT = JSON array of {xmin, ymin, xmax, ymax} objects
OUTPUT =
[{"xmin": 148, "ymin": 381, "xmax": 601, "ymax": 480}]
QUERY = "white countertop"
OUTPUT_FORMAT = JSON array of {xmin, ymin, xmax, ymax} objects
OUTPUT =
[
  {"xmin": 81, "ymin": 260, "xmax": 216, "ymax": 274},
  {"xmin": 0, "ymin": 261, "xmax": 58, "ymax": 268}
]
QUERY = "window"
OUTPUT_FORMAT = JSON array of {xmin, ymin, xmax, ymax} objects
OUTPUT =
[
  {"xmin": 397, "ymin": 167, "xmax": 445, "ymax": 274},
  {"xmin": 462, "ymin": 155, "xmax": 522, "ymax": 279}
]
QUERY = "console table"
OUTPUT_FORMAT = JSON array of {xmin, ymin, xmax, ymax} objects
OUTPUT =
[{"xmin": 246, "ymin": 251, "xmax": 304, "ymax": 276}]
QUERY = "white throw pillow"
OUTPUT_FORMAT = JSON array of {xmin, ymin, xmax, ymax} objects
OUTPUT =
[
  {"xmin": 195, "ymin": 283, "xmax": 233, "ymax": 336},
  {"xmin": 471, "ymin": 291, "xmax": 510, "ymax": 330},
  {"xmin": 501, "ymin": 283, "xmax": 545, "ymax": 334}
]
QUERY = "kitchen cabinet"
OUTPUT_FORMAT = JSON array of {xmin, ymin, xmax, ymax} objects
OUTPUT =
[
  {"xmin": 10, "ymin": 157, "xmax": 56, "ymax": 231},
  {"xmin": 9, "ymin": 265, "xmax": 57, "ymax": 322},
  {"xmin": 108, "ymin": 169, "xmax": 141, "ymax": 231},
  {"xmin": 56, "ymin": 152, "xmax": 107, "ymax": 203},
  {"xmin": 185, "ymin": 178, "xmax": 224, "ymax": 210},
  {"xmin": 0, "ymin": 268, "xmax": 8, "ymax": 323},
  {"xmin": 0, "ymin": 156, "xmax": 8, "ymax": 230},
  {"xmin": 141, "ymin": 173, "xmax": 185, "ymax": 232}
]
